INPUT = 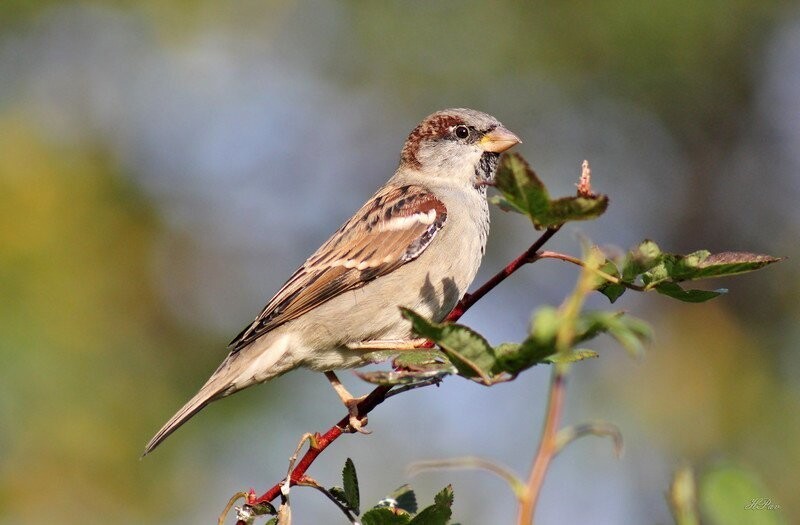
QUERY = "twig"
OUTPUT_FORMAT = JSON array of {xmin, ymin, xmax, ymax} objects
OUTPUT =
[
  {"xmin": 409, "ymin": 457, "xmax": 525, "ymax": 499},
  {"xmin": 384, "ymin": 376, "xmax": 445, "ymax": 399},
  {"xmin": 297, "ymin": 476, "xmax": 360, "ymax": 524},
  {"xmin": 538, "ymin": 251, "xmax": 646, "ymax": 291},
  {"xmin": 516, "ymin": 365, "xmax": 569, "ymax": 525},
  {"xmin": 219, "ymin": 492, "xmax": 248, "ymax": 525},
  {"xmin": 445, "ymin": 227, "xmax": 561, "ymax": 322},
  {"xmin": 232, "ymin": 226, "xmax": 564, "ymax": 524}
]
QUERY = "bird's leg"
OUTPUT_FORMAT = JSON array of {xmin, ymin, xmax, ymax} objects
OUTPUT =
[
  {"xmin": 324, "ymin": 371, "xmax": 371, "ymax": 434},
  {"xmin": 345, "ymin": 338, "xmax": 430, "ymax": 351}
]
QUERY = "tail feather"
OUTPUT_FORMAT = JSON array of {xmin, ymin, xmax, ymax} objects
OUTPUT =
[
  {"xmin": 143, "ymin": 333, "xmax": 293, "ymax": 456},
  {"xmin": 142, "ymin": 378, "xmax": 227, "ymax": 456}
]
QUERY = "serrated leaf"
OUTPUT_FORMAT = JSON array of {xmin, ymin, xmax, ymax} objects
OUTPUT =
[
  {"xmin": 329, "ymin": 486, "xmax": 349, "ymax": 507},
  {"xmin": 393, "ymin": 350, "xmax": 450, "ymax": 370},
  {"xmin": 622, "ymin": 240, "xmax": 663, "ymax": 281},
  {"xmin": 543, "ymin": 194, "xmax": 609, "ymax": 226},
  {"xmin": 390, "ymin": 485, "xmax": 418, "ymax": 514},
  {"xmin": 408, "ymin": 485, "xmax": 454, "ymax": 525},
  {"xmin": 597, "ymin": 282, "xmax": 626, "ymax": 303},
  {"xmin": 685, "ymin": 251, "xmax": 782, "ymax": 280},
  {"xmin": 655, "ymin": 282, "xmax": 724, "ymax": 303},
  {"xmin": 355, "ymin": 368, "xmax": 452, "ymax": 386},
  {"xmin": 494, "ymin": 338, "xmax": 556, "ymax": 375},
  {"xmin": 492, "ymin": 307, "xmax": 566, "ymax": 375},
  {"xmin": 362, "ymin": 507, "xmax": 412, "ymax": 525},
  {"xmin": 641, "ymin": 259, "xmax": 671, "ymax": 286},
  {"xmin": 401, "ymin": 308, "xmax": 496, "ymax": 384},
  {"xmin": 342, "ymin": 458, "xmax": 360, "ymax": 514},
  {"xmin": 494, "ymin": 153, "xmax": 550, "ymax": 218},
  {"xmin": 544, "ymin": 348, "xmax": 599, "ymax": 364},
  {"xmin": 494, "ymin": 153, "xmax": 608, "ymax": 228},
  {"xmin": 248, "ymin": 501, "xmax": 277, "ymax": 516},
  {"xmin": 488, "ymin": 194, "xmax": 522, "ymax": 214},
  {"xmin": 433, "ymin": 485, "xmax": 454, "ymax": 508}
]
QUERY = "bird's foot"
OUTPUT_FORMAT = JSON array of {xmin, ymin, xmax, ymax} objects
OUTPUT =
[
  {"xmin": 324, "ymin": 371, "xmax": 371, "ymax": 434},
  {"xmin": 343, "ymin": 396, "xmax": 371, "ymax": 434}
]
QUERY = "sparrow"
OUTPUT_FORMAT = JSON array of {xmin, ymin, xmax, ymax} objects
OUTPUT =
[{"xmin": 144, "ymin": 108, "xmax": 520, "ymax": 454}]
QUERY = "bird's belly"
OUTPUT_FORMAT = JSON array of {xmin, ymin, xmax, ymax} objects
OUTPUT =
[{"xmin": 292, "ymin": 213, "xmax": 487, "ymax": 371}]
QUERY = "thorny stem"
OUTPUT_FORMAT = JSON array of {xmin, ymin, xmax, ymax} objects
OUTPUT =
[
  {"xmin": 232, "ymin": 226, "xmax": 563, "ymax": 524},
  {"xmin": 517, "ymin": 365, "xmax": 569, "ymax": 525}
]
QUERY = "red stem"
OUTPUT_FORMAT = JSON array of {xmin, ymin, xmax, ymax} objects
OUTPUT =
[
  {"xmin": 237, "ymin": 226, "xmax": 562, "ymax": 521},
  {"xmin": 445, "ymin": 227, "xmax": 559, "ymax": 322}
]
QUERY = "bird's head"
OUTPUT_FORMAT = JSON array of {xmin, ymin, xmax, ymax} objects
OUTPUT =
[{"xmin": 399, "ymin": 108, "xmax": 521, "ymax": 187}]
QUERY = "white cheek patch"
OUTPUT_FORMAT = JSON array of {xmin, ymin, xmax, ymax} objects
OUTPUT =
[{"xmin": 379, "ymin": 209, "xmax": 437, "ymax": 231}]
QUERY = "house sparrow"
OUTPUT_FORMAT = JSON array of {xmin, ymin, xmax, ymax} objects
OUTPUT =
[{"xmin": 144, "ymin": 108, "xmax": 520, "ymax": 454}]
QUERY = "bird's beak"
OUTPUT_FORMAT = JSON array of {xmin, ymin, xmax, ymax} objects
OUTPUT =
[{"xmin": 479, "ymin": 126, "xmax": 522, "ymax": 153}]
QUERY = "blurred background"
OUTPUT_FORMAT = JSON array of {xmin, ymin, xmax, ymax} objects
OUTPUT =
[{"xmin": 1, "ymin": 1, "xmax": 799, "ymax": 523}]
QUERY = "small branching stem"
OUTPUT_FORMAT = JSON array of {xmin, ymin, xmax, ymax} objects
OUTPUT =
[
  {"xmin": 517, "ymin": 365, "xmax": 569, "ymax": 525},
  {"xmin": 538, "ymin": 251, "xmax": 647, "ymax": 291},
  {"xmin": 298, "ymin": 477, "xmax": 361, "ymax": 524}
]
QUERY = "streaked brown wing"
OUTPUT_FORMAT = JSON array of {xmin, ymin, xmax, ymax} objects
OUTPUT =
[{"xmin": 228, "ymin": 185, "xmax": 447, "ymax": 352}]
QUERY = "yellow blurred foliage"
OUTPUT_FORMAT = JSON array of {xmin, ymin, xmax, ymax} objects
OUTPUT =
[
  {"xmin": 604, "ymin": 301, "xmax": 800, "ymax": 519},
  {"xmin": 0, "ymin": 118, "xmax": 209, "ymax": 522}
]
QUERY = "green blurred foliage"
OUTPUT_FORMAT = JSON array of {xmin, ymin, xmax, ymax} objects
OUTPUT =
[
  {"xmin": 0, "ymin": 117, "xmax": 217, "ymax": 521},
  {"xmin": 603, "ymin": 303, "xmax": 800, "ymax": 520},
  {"xmin": 701, "ymin": 463, "xmax": 786, "ymax": 525}
]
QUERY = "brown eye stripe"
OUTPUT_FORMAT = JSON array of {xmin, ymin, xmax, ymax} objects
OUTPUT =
[{"xmin": 401, "ymin": 114, "xmax": 466, "ymax": 169}]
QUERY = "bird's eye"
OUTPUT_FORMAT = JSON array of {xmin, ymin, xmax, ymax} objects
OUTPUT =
[{"xmin": 454, "ymin": 125, "xmax": 470, "ymax": 139}]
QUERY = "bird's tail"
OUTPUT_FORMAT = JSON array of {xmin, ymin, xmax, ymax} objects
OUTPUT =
[
  {"xmin": 142, "ymin": 368, "xmax": 230, "ymax": 456},
  {"xmin": 143, "ymin": 333, "xmax": 293, "ymax": 456}
]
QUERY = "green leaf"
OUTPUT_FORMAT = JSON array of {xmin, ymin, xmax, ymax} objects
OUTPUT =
[
  {"xmin": 493, "ymin": 153, "xmax": 608, "ymax": 228},
  {"xmin": 342, "ymin": 458, "xmax": 360, "ymax": 514},
  {"xmin": 622, "ymin": 240, "xmax": 663, "ymax": 281},
  {"xmin": 655, "ymin": 282, "xmax": 724, "ymax": 303},
  {"xmin": 393, "ymin": 350, "xmax": 451, "ymax": 371},
  {"xmin": 700, "ymin": 464, "xmax": 786, "ymax": 525},
  {"xmin": 544, "ymin": 348, "xmax": 599, "ymax": 364},
  {"xmin": 433, "ymin": 485, "xmax": 454, "ymax": 508},
  {"xmin": 488, "ymin": 194, "xmax": 521, "ymax": 214},
  {"xmin": 576, "ymin": 311, "xmax": 651, "ymax": 357},
  {"xmin": 248, "ymin": 501, "xmax": 277, "ymax": 516},
  {"xmin": 390, "ymin": 485, "xmax": 418, "ymax": 514},
  {"xmin": 493, "ymin": 153, "xmax": 549, "ymax": 218},
  {"xmin": 596, "ymin": 260, "xmax": 626, "ymax": 302},
  {"xmin": 544, "ymin": 194, "xmax": 610, "ymax": 226},
  {"xmin": 362, "ymin": 507, "xmax": 412, "ymax": 525},
  {"xmin": 265, "ymin": 519, "xmax": 278, "ymax": 525},
  {"xmin": 409, "ymin": 485, "xmax": 454, "ymax": 525},
  {"xmin": 401, "ymin": 308, "xmax": 496, "ymax": 384},
  {"xmin": 682, "ymin": 251, "xmax": 783, "ymax": 280},
  {"xmin": 329, "ymin": 486, "xmax": 349, "ymax": 507},
  {"xmin": 493, "ymin": 307, "xmax": 562, "ymax": 375},
  {"xmin": 355, "ymin": 368, "xmax": 452, "ymax": 386}
]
